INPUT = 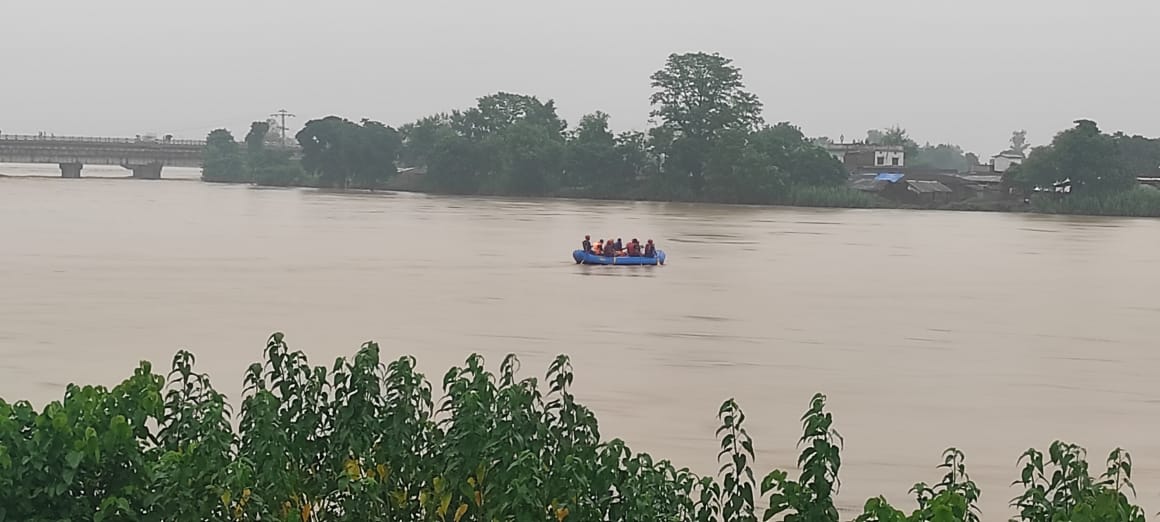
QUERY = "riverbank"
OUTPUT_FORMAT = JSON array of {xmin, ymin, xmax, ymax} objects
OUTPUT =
[{"xmin": 193, "ymin": 169, "xmax": 1160, "ymax": 218}]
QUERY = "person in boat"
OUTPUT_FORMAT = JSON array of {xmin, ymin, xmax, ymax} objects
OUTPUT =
[
  {"xmin": 626, "ymin": 238, "xmax": 641, "ymax": 256},
  {"xmin": 582, "ymin": 235, "xmax": 592, "ymax": 254},
  {"xmin": 614, "ymin": 238, "xmax": 623, "ymax": 253},
  {"xmin": 643, "ymin": 239, "xmax": 656, "ymax": 258},
  {"xmin": 593, "ymin": 239, "xmax": 604, "ymax": 255}
]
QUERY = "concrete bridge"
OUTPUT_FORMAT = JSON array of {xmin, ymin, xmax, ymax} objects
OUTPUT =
[{"xmin": 0, "ymin": 134, "xmax": 206, "ymax": 178}]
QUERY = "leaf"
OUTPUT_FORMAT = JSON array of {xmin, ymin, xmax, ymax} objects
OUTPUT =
[
  {"xmin": 64, "ymin": 450, "xmax": 83, "ymax": 469},
  {"xmin": 454, "ymin": 502, "xmax": 469, "ymax": 522},
  {"xmin": 439, "ymin": 492, "xmax": 451, "ymax": 517}
]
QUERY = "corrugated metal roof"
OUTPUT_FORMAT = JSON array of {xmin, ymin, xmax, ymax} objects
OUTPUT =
[
  {"xmin": 906, "ymin": 180, "xmax": 953, "ymax": 193},
  {"xmin": 959, "ymin": 175, "xmax": 1003, "ymax": 183}
]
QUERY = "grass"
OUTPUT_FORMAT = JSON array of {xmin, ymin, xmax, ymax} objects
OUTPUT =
[{"xmin": 1032, "ymin": 186, "xmax": 1160, "ymax": 217}]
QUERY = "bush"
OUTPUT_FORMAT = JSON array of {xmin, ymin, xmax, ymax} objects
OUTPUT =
[
  {"xmin": 1032, "ymin": 186, "xmax": 1160, "ymax": 217},
  {"xmin": 774, "ymin": 186, "xmax": 883, "ymax": 209},
  {"xmin": 0, "ymin": 333, "xmax": 1149, "ymax": 521}
]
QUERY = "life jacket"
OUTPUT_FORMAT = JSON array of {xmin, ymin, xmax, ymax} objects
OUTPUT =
[{"xmin": 594, "ymin": 243, "xmax": 603, "ymax": 254}]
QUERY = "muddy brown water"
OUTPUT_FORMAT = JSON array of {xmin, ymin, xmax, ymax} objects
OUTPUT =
[{"xmin": 3, "ymin": 165, "xmax": 1160, "ymax": 518}]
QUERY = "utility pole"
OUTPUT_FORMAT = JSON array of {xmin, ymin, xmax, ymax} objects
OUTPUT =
[{"xmin": 270, "ymin": 109, "xmax": 296, "ymax": 146}]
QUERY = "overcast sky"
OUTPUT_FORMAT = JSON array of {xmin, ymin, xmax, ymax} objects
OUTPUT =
[{"xmin": 2, "ymin": 0, "xmax": 1157, "ymax": 155}]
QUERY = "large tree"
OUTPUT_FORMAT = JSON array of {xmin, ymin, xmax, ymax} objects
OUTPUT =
[
  {"xmin": 201, "ymin": 129, "xmax": 246, "ymax": 183},
  {"xmin": 649, "ymin": 52, "xmax": 763, "ymax": 193},
  {"xmin": 296, "ymin": 116, "xmax": 401, "ymax": 189},
  {"xmin": 751, "ymin": 122, "xmax": 846, "ymax": 187},
  {"xmin": 1010, "ymin": 120, "xmax": 1134, "ymax": 194},
  {"xmin": 451, "ymin": 92, "xmax": 566, "ymax": 140},
  {"xmin": 1112, "ymin": 132, "xmax": 1160, "ymax": 176}
]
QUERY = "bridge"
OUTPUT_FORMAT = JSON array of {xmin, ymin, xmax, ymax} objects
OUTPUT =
[{"xmin": 0, "ymin": 134, "xmax": 206, "ymax": 179}]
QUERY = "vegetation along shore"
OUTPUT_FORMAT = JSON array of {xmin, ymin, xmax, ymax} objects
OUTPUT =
[
  {"xmin": 201, "ymin": 51, "xmax": 1160, "ymax": 218},
  {"xmin": 0, "ymin": 333, "xmax": 1148, "ymax": 520}
]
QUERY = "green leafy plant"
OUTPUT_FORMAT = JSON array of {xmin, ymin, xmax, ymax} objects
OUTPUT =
[{"xmin": 1010, "ymin": 441, "xmax": 1145, "ymax": 522}]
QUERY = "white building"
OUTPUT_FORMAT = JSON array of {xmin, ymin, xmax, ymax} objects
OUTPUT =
[
  {"xmin": 991, "ymin": 150, "xmax": 1025, "ymax": 173},
  {"xmin": 823, "ymin": 143, "xmax": 906, "ymax": 168}
]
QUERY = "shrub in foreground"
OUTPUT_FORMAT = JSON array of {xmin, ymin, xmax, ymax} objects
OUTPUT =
[{"xmin": 0, "ymin": 333, "xmax": 1148, "ymax": 521}]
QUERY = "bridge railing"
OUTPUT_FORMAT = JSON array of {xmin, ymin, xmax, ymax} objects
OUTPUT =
[{"xmin": 0, "ymin": 134, "xmax": 206, "ymax": 146}]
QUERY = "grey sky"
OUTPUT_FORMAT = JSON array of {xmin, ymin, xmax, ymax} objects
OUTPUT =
[{"xmin": 3, "ymin": 0, "xmax": 1157, "ymax": 156}]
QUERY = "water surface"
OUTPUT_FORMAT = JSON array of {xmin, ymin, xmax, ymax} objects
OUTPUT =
[{"xmin": 3, "ymin": 165, "xmax": 1159, "ymax": 517}]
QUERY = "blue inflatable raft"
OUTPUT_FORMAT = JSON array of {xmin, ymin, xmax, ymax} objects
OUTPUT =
[{"xmin": 572, "ymin": 249, "xmax": 666, "ymax": 266}]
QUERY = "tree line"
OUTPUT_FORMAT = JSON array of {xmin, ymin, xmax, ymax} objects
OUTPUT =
[
  {"xmin": 201, "ymin": 52, "xmax": 873, "ymax": 206},
  {"xmin": 200, "ymin": 51, "xmax": 1160, "ymax": 214}
]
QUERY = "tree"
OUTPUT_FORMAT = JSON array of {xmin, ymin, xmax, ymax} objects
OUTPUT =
[
  {"xmin": 244, "ymin": 121, "xmax": 271, "ymax": 155},
  {"xmin": 350, "ymin": 119, "xmax": 402, "ymax": 189},
  {"xmin": 1009, "ymin": 130, "xmax": 1029, "ymax": 156},
  {"xmin": 491, "ymin": 120, "xmax": 564, "ymax": 195},
  {"xmin": 295, "ymin": 116, "xmax": 401, "ymax": 189},
  {"xmin": 201, "ymin": 129, "xmax": 246, "ymax": 183},
  {"xmin": 451, "ymin": 92, "xmax": 566, "ymax": 140},
  {"xmin": 1112, "ymin": 132, "xmax": 1160, "ymax": 176},
  {"xmin": 399, "ymin": 114, "xmax": 453, "ymax": 168},
  {"xmin": 1011, "ymin": 120, "xmax": 1134, "ymax": 194},
  {"xmin": 649, "ymin": 52, "xmax": 763, "ymax": 193},
  {"xmin": 751, "ymin": 122, "xmax": 845, "ymax": 187},
  {"xmin": 563, "ymin": 112, "xmax": 624, "ymax": 192},
  {"xmin": 911, "ymin": 143, "xmax": 969, "ymax": 172}
]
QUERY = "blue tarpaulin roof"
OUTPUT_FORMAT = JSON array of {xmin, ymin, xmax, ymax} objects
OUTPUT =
[{"xmin": 874, "ymin": 173, "xmax": 905, "ymax": 183}]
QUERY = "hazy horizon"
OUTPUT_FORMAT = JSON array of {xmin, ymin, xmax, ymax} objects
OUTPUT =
[{"xmin": 2, "ymin": 0, "xmax": 1157, "ymax": 156}]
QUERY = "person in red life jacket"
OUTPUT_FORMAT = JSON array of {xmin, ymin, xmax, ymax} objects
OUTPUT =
[
  {"xmin": 643, "ymin": 239, "xmax": 656, "ymax": 258},
  {"xmin": 581, "ymin": 235, "xmax": 592, "ymax": 254}
]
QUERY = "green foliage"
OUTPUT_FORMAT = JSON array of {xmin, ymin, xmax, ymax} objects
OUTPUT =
[
  {"xmin": 856, "ymin": 448, "xmax": 981, "ymax": 522},
  {"xmin": 649, "ymin": 51, "xmax": 764, "ymax": 194},
  {"xmin": 202, "ymin": 128, "xmax": 247, "ymax": 183},
  {"xmin": 1113, "ymin": 132, "xmax": 1160, "ymax": 177},
  {"xmin": 1011, "ymin": 120, "xmax": 1135, "ymax": 194},
  {"xmin": 1010, "ymin": 442, "xmax": 1145, "ymax": 522},
  {"xmin": 296, "ymin": 116, "xmax": 402, "ymax": 189},
  {"xmin": 777, "ymin": 186, "xmax": 882, "ymax": 208},
  {"xmin": 762, "ymin": 393, "xmax": 842, "ymax": 522},
  {"xmin": 1, "ymin": 335, "xmax": 1151, "ymax": 521},
  {"xmin": 911, "ymin": 143, "xmax": 970, "ymax": 172},
  {"xmin": 1030, "ymin": 186, "xmax": 1160, "ymax": 217}
]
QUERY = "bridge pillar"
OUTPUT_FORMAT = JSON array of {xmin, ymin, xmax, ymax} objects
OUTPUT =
[
  {"xmin": 59, "ymin": 163, "xmax": 83, "ymax": 178},
  {"xmin": 127, "ymin": 162, "xmax": 163, "ymax": 179}
]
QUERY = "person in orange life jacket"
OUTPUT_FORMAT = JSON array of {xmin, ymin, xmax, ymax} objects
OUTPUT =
[
  {"xmin": 593, "ymin": 239, "xmax": 604, "ymax": 255},
  {"xmin": 581, "ymin": 235, "xmax": 592, "ymax": 254},
  {"xmin": 643, "ymin": 239, "xmax": 656, "ymax": 258},
  {"xmin": 626, "ymin": 238, "xmax": 641, "ymax": 256}
]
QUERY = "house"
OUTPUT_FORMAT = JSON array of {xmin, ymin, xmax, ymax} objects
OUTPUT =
[
  {"xmin": 824, "ymin": 143, "xmax": 906, "ymax": 172},
  {"xmin": 905, "ymin": 180, "xmax": 953, "ymax": 203},
  {"xmin": 990, "ymin": 150, "xmax": 1025, "ymax": 173},
  {"xmin": 957, "ymin": 174, "xmax": 1004, "ymax": 195},
  {"xmin": 850, "ymin": 172, "xmax": 969, "ymax": 205}
]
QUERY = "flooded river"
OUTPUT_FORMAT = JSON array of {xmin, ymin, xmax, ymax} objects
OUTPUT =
[{"xmin": 3, "ymin": 165, "xmax": 1160, "ymax": 517}]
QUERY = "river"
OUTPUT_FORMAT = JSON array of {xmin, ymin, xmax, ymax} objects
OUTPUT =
[{"xmin": 3, "ymin": 164, "xmax": 1159, "ymax": 518}]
